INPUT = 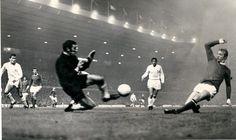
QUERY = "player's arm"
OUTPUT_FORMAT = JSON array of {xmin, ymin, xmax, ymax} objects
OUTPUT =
[
  {"xmin": 205, "ymin": 39, "xmax": 227, "ymax": 61},
  {"xmin": 39, "ymin": 75, "xmax": 43, "ymax": 86},
  {"xmin": 141, "ymin": 66, "xmax": 149, "ymax": 81},
  {"xmin": 18, "ymin": 64, "xmax": 23, "ymax": 80},
  {"xmin": 160, "ymin": 66, "xmax": 165, "ymax": 84},
  {"xmin": 0, "ymin": 64, "xmax": 7, "ymax": 78},
  {"xmin": 77, "ymin": 50, "xmax": 96, "ymax": 71},
  {"xmin": 225, "ymin": 69, "xmax": 231, "ymax": 105}
]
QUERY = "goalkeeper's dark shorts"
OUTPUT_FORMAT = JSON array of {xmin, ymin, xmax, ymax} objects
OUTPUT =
[{"xmin": 61, "ymin": 74, "xmax": 88, "ymax": 102}]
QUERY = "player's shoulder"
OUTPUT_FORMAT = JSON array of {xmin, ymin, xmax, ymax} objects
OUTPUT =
[
  {"xmin": 3, "ymin": 62, "xmax": 10, "ymax": 66},
  {"xmin": 15, "ymin": 63, "xmax": 22, "ymax": 67},
  {"xmin": 157, "ymin": 64, "xmax": 162, "ymax": 67}
]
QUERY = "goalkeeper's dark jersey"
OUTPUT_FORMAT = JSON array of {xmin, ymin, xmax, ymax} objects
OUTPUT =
[
  {"xmin": 200, "ymin": 40, "xmax": 231, "ymax": 92},
  {"xmin": 55, "ymin": 53, "xmax": 79, "ymax": 87}
]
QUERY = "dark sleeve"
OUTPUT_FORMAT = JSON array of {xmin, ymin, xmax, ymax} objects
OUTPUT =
[
  {"xmin": 225, "ymin": 69, "xmax": 231, "ymax": 87},
  {"xmin": 204, "ymin": 40, "xmax": 220, "ymax": 61},
  {"xmin": 56, "ymin": 59, "xmax": 78, "ymax": 79},
  {"xmin": 225, "ymin": 69, "xmax": 231, "ymax": 99},
  {"xmin": 39, "ymin": 75, "xmax": 43, "ymax": 85}
]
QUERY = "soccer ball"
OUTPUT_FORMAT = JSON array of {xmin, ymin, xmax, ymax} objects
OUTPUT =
[{"xmin": 117, "ymin": 84, "xmax": 131, "ymax": 97}]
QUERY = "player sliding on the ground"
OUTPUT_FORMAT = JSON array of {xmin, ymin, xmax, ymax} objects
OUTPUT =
[
  {"xmin": 56, "ymin": 40, "xmax": 120, "ymax": 112},
  {"xmin": 164, "ymin": 39, "xmax": 232, "ymax": 114}
]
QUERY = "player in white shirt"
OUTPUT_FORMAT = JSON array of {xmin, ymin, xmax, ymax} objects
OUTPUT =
[
  {"xmin": 1, "ymin": 54, "xmax": 23, "ymax": 108},
  {"xmin": 141, "ymin": 57, "xmax": 165, "ymax": 110}
]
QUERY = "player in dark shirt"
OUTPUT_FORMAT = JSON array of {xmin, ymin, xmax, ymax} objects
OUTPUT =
[
  {"xmin": 56, "ymin": 40, "xmax": 120, "ymax": 112},
  {"xmin": 164, "ymin": 39, "xmax": 231, "ymax": 114},
  {"xmin": 28, "ymin": 68, "xmax": 42, "ymax": 108}
]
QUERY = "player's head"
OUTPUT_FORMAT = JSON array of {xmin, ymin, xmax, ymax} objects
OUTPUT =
[
  {"xmin": 63, "ymin": 40, "xmax": 78, "ymax": 55},
  {"xmin": 32, "ymin": 68, "xmax": 38, "ymax": 74},
  {"xmin": 52, "ymin": 87, "xmax": 56, "ymax": 91},
  {"xmin": 9, "ymin": 54, "xmax": 17, "ymax": 64},
  {"xmin": 151, "ymin": 57, "xmax": 157, "ymax": 66},
  {"xmin": 217, "ymin": 48, "xmax": 228, "ymax": 63}
]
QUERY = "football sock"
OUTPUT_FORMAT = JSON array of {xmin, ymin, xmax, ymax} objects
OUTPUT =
[
  {"xmin": 148, "ymin": 96, "xmax": 152, "ymax": 107},
  {"xmin": 6, "ymin": 93, "xmax": 15, "ymax": 103},
  {"xmin": 151, "ymin": 97, "xmax": 156, "ymax": 106},
  {"xmin": 176, "ymin": 100, "xmax": 196, "ymax": 113}
]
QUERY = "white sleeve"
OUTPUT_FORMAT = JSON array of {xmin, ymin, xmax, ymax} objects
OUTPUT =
[
  {"xmin": 17, "ymin": 64, "xmax": 23, "ymax": 80},
  {"xmin": 160, "ymin": 66, "xmax": 165, "ymax": 83},
  {"xmin": 77, "ymin": 57, "xmax": 88, "ymax": 62},
  {"xmin": 0, "ymin": 63, "xmax": 7, "ymax": 78},
  {"xmin": 141, "ymin": 66, "xmax": 149, "ymax": 79}
]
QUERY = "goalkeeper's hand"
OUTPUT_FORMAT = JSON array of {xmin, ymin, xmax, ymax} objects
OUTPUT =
[
  {"xmin": 77, "ymin": 50, "xmax": 96, "ymax": 71},
  {"xmin": 219, "ymin": 38, "xmax": 227, "ymax": 44}
]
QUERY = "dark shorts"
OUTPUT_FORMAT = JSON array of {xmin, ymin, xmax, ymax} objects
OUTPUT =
[
  {"xmin": 61, "ymin": 74, "xmax": 88, "ymax": 102},
  {"xmin": 63, "ymin": 87, "xmax": 85, "ymax": 103}
]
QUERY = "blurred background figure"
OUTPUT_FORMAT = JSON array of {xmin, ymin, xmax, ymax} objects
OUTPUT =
[
  {"xmin": 130, "ymin": 92, "xmax": 137, "ymax": 107},
  {"xmin": 49, "ymin": 87, "xmax": 57, "ymax": 107},
  {"xmin": 139, "ymin": 94, "xmax": 145, "ymax": 108}
]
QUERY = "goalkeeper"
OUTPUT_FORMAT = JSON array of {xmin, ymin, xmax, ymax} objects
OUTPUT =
[{"xmin": 56, "ymin": 40, "xmax": 120, "ymax": 112}]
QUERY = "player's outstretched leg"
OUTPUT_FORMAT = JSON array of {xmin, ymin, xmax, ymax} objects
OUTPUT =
[
  {"xmin": 164, "ymin": 99, "xmax": 198, "ymax": 114},
  {"xmin": 100, "ymin": 83, "xmax": 120, "ymax": 102},
  {"xmin": 86, "ymin": 74, "xmax": 120, "ymax": 102}
]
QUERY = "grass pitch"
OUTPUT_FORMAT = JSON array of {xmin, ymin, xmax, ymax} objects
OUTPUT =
[{"xmin": 2, "ymin": 107, "xmax": 236, "ymax": 140}]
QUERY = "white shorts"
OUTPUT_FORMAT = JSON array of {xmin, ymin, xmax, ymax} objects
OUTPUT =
[
  {"xmin": 147, "ymin": 79, "xmax": 161, "ymax": 90},
  {"xmin": 193, "ymin": 83, "xmax": 217, "ymax": 98},
  {"xmin": 30, "ymin": 85, "xmax": 42, "ymax": 93}
]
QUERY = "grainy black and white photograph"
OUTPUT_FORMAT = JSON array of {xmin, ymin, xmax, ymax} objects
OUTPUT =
[{"xmin": 1, "ymin": 0, "xmax": 236, "ymax": 139}]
